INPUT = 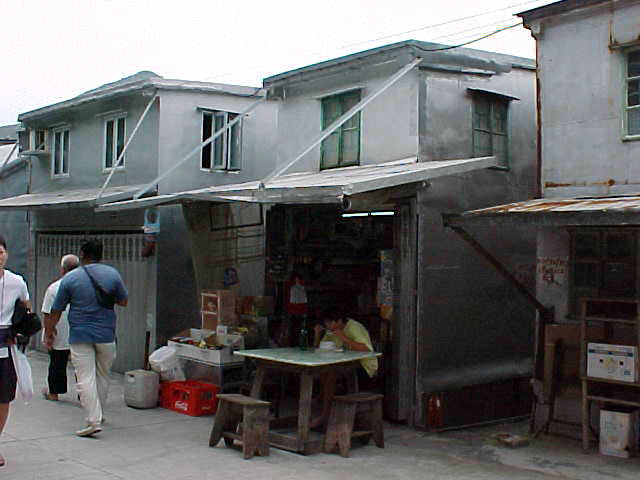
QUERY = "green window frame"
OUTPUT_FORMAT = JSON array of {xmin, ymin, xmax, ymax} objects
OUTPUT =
[
  {"xmin": 570, "ymin": 229, "xmax": 637, "ymax": 315},
  {"xmin": 320, "ymin": 90, "xmax": 361, "ymax": 170},
  {"xmin": 472, "ymin": 94, "xmax": 509, "ymax": 168},
  {"xmin": 624, "ymin": 49, "xmax": 640, "ymax": 139}
]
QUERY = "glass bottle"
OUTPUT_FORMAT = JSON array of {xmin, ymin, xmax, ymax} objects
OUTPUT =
[{"xmin": 299, "ymin": 315, "xmax": 309, "ymax": 351}]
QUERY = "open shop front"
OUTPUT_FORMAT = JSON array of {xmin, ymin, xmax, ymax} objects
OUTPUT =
[{"xmin": 98, "ymin": 155, "xmax": 536, "ymax": 429}]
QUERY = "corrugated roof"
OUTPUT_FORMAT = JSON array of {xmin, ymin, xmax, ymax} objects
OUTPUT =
[
  {"xmin": 97, "ymin": 156, "xmax": 498, "ymax": 211},
  {"xmin": 444, "ymin": 195, "xmax": 640, "ymax": 228},
  {"xmin": 465, "ymin": 196, "xmax": 640, "ymax": 214},
  {"xmin": 0, "ymin": 184, "xmax": 150, "ymax": 210}
]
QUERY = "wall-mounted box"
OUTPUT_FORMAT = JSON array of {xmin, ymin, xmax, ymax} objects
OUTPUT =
[{"xmin": 587, "ymin": 343, "xmax": 638, "ymax": 383}]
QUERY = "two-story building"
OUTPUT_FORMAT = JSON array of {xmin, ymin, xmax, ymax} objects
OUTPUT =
[
  {"xmin": 446, "ymin": 0, "xmax": 640, "ymax": 436},
  {"xmin": 7, "ymin": 71, "xmax": 277, "ymax": 372},
  {"xmin": 104, "ymin": 40, "xmax": 538, "ymax": 427}
]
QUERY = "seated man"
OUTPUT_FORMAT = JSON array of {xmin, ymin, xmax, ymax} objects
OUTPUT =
[{"xmin": 311, "ymin": 308, "xmax": 378, "ymax": 428}]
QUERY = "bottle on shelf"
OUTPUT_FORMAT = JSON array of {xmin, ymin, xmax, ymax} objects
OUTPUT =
[{"xmin": 299, "ymin": 315, "xmax": 309, "ymax": 351}]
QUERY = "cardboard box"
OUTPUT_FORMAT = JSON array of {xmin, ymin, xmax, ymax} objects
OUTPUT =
[
  {"xmin": 169, "ymin": 329, "xmax": 244, "ymax": 365},
  {"xmin": 587, "ymin": 343, "xmax": 638, "ymax": 382},
  {"xmin": 600, "ymin": 409, "xmax": 639, "ymax": 458}
]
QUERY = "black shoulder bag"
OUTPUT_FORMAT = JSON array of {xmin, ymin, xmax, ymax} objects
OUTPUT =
[
  {"xmin": 11, "ymin": 298, "xmax": 42, "ymax": 338},
  {"xmin": 83, "ymin": 266, "xmax": 116, "ymax": 310}
]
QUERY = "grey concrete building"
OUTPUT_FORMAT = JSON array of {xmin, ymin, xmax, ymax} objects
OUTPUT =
[
  {"xmin": 104, "ymin": 40, "xmax": 538, "ymax": 427},
  {"xmin": 5, "ymin": 72, "xmax": 277, "ymax": 372},
  {"xmin": 446, "ymin": 0, "xmax": 640, "ymax": 439}
]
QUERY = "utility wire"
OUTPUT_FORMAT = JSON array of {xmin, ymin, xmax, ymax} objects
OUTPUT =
[
  {"xmin": 204, "ymin": 0, "xmax": 548, "ymax": 82},
  {"xmin": 431, "ymin": 16, "xmax": 516, "ymax": 41}
]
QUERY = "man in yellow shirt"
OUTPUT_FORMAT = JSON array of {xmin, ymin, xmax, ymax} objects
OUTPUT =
[{"xmin": 311, "ymin": 309, "xmax": 378, "ymax": 428}]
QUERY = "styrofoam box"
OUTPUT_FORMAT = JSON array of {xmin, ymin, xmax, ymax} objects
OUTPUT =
[
  {"xmin": 587, "ymin": 343, "xmax": 638, "ymax": 383},
  {"xmin": 600, "ymin": 409, "xmax": 639, "ymax": 458}
]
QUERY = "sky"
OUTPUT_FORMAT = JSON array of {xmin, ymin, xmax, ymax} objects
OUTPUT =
[{"xmin": 1, "ymin": 0, "xmax": 556, "ymax": 125}]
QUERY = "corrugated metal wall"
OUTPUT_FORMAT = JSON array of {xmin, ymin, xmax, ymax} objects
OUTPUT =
[{"xmin": 36, "ymin": 233, "xmax": 156, "ymax": 373}]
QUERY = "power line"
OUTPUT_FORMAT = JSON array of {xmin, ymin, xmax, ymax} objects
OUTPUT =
[{"xmin": 203, "ymin": 0, "xmax": 548, "ymax": 82}]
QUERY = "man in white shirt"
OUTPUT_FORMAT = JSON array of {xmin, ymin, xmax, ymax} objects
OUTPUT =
[{"xmin": 41, "ymin": 254, "xmax": 79, "ymax": 401}]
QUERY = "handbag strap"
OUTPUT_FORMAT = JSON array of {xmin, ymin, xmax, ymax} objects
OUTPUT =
[{"xmin": 82, "ymin": 265, "xmax": 109, "ymax": 297}]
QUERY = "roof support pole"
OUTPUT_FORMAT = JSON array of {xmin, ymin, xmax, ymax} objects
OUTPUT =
[
  {"xmin": 447, "ymin": 225, "xmax": 552, "ymax": 380},
  {"xmin": 133, "ymin": 95, "xmax": 266, "ymax": 200},
  {"xmin": 261, "ymin": 57, "xmax": 423, "ymax": 185},
  {"xmin": 96, "ymin": 93, "xmax": 159, "ymax": 202}
]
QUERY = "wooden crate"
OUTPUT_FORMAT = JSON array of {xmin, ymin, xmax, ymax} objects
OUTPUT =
[{"xmin": 201, "ymin": 290, "xmax": 236, "ymax": 329}]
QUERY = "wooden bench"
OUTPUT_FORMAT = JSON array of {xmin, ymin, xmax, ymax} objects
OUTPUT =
[
  {"xmin": 209, "ymin": 394, "xmax": 271, "ymax": 459},
  {"xmin": 324, "ymin": 392, "xmax": 384, "ymax": 457}
]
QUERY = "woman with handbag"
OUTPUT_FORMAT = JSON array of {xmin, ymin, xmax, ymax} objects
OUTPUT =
[{"xmin": 0, "ymin": 235, "xmax": 31, "ymax": 467}]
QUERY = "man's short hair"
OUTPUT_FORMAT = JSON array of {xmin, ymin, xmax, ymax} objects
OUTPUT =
[
  {"xmin": 323, "ymin": 308, "xmax": 343, "ymax": 324},
  {"xmin": 61, "ymin": 254, "xmax": 79, "ymax": 273},
  {"xmin": 0, "ymin": 235, "xmax": 8, "ymax": 251},
  {"xmin": 80, "ymin": 240, "xmax": 103, "ymax": 262}
]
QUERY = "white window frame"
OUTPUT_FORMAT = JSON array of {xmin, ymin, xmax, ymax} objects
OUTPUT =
[
  {"xmin": 623, "ymin": 48, "xmax": 640, "ymax": 141},
  {"xmin": 51, "ymin": 127, "xmax": 70, "ymax": 178},
  {"xmin": 200, "ymin": 110, "xmax": 242, "ymax": 172},
  {"xmin": 33, "ymin": 129, "xmax": 48, "ymax": 151},
  {"xmin": 103, "ymin": 113, "xmax": 127, "ymax": 171}
]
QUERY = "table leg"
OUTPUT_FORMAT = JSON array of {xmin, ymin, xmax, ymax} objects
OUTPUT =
[
  {"xmin": 297, "ymin": 371, "xmax": 313, "ymax": 452},
  {"xmin": 251, "ymin": 366, "xmax": 266, "ymax": 399},
  {"xmin": 345, "ymin": 367, "xmax": 359, "ymax": 393}
]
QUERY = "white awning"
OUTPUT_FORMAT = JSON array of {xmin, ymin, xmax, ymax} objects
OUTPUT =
[
  {"xmin": 97, "ymin": 156, "xmax": 498, "ymax": 212},
  {"xmin": 0, "ymin": 184, "xmax": 153, "ymax": 210}
]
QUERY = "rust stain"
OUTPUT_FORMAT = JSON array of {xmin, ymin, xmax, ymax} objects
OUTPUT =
[
  {"xmin": 544, "ymin": 182, "xmax": 572, "ymax": 188},
  {"xmin": 590, "ymin": 179, "xmax": 616, "ymax": 186}
]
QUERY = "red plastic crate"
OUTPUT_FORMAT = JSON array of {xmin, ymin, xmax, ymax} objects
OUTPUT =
[{"xmin": 160, "ymin": 380, "xmax": 220, "ymax": 416}]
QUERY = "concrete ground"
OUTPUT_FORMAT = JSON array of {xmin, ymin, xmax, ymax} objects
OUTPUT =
[{"xmin": 2, "ymin": 351, "xmax": 639, "ymax": 480}]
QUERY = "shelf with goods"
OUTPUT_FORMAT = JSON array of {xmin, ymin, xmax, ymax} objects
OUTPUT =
[{"xmin": 580, "ymin": 297, "xmax": 640, "ymax": 452}]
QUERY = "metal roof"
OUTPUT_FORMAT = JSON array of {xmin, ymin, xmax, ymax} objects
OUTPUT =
[
  {"xmin": 97, "ymin": 156, "xmax": 498, "ymax": 212},
  {"xmin": 517, "ymin": 0, "xmax": 611, "ymax": 24},
  {"xmin": 263, "ymin": 40, "xmax": 535, "ymax": 87},
  {"xmin": 444, "ymin": 195, "xmax": 640, "ymax": 228},
  {"xmin": 0, "ymin": 184, "xmax": 151, "ymax": 210},
  {"xmin": 19, "ymin": 73, "xmax": 262, "ymax": 122}
]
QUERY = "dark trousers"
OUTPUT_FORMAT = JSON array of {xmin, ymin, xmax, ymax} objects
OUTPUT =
[{"xmin": 48, "ymin": 349, "xmax": 70, "ymax": 395}]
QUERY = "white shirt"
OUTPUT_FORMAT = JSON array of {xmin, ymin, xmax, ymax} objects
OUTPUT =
[
  {"xmin": 0, "ymin": 269, "xmax": 30, "ymax": 327},
  {"xmin": 41, "ymin": 279, "xmax": 70, "ymax": 350}
]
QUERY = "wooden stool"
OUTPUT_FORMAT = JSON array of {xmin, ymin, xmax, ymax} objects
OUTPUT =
[
  {"xmin": 324, "ymin": 392, "xmax": 384, "ymax": 457},
  {"xmin": 209, "ymin": 394, "xmax": 271, "ymax": 459}
]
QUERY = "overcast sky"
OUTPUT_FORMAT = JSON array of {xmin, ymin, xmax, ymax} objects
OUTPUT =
[{"xmin": 1, "ymin": 0, "xmax": 554, "ymax": 125}]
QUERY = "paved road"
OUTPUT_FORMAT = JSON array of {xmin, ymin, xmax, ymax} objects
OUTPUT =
[{"xmin": 1, "ymin": 350, "xmax": 635, "ymax": 480}]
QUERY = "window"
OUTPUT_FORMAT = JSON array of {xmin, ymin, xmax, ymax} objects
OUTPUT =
[
  {"xmin": 472, "ymin": 94, "xmax": 509, "ymax": 167},
  {"xmin": 625, "ymin": 49, "xmax": 640, "ymax": 138},
  {"xmin": 51, "ymin": 128, "xmax": 70, "ymax": 176},
  {"xmin": 201, "ymin": 111, "xmax": 242, "ymax": 171},
  {"xmin": 320, "ymin": 90, "xmax": 361, "ymax": 169},
  {"xmin": 104, "ymin": 115, "xmax": 126, "ymax": 170},
  {"xmin": 570, "ymin": 229, "xmax": 637, "ymax": 314}
]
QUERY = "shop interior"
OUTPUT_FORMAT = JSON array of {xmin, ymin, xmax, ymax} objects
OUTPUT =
[{"xmin": 264, "ymin": 204, "xmax": 395, "ymax": 393}]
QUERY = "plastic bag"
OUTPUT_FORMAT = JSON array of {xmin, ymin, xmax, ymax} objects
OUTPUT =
[
  {"xmin": 11, "ymin": 344, "xmax": 33, "ymax": 403},
  {"xmin": 148, "ymin": 346, "xmax": 185, "ymax": 382}
]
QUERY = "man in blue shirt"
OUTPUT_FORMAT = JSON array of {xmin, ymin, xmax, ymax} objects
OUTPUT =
[{"xmin": 44, "ymin": 240, "xmax": 128, "ymax": 437}]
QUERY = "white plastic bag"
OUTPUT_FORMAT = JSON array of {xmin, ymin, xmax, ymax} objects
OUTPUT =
[
  {"xmin": 11, "ymin": 345, "xmax": 33, "ymax": 403},
  {"xmin": 148, "ymin": 346, "xmax": 185, "ymax": 382}
]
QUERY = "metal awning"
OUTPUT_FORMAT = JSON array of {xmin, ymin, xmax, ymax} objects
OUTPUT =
[
  {"xmin": 97, "ymin": 156, "xmax": 498, "ymax": 212},
  {"xmin": 444, "ymin": 195, "xmax": 640, "ymax": 228},
  {"xmin": 0, "ymin": 184, "xmax": 153, "ymax": 210}
]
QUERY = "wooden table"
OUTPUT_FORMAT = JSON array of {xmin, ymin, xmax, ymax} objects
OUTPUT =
[{"xmin": 234, "ymin": 347, "xmax": 381, "ymax": 455}]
